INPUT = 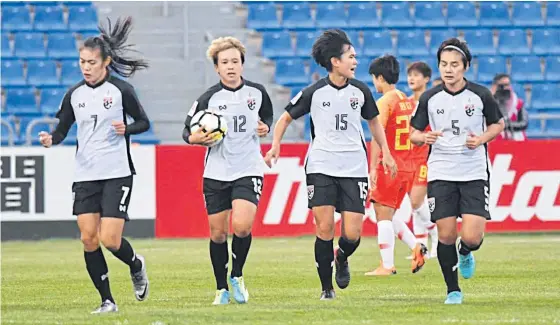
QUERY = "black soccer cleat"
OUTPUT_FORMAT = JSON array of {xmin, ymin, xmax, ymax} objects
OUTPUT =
[
  {"xmin": 320, "ymin": 289, "xmax": 336, "ymax": 300},
  {"xmin": 335, "ymin": 255, "xmax": 351, "ymax": 289}
]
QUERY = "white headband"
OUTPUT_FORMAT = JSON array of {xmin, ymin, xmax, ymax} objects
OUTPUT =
[{"xmin": 443, "ymin": 45, "xmax": 467, "ymax": 58}]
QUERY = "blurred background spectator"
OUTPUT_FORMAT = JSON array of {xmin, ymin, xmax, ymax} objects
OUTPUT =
[{"xmin": 491, "ymin": 73, "xmax": 528, "ymax": 141}]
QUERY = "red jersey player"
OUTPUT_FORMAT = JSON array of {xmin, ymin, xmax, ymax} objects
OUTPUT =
[
  {"xmin": 364, "ymin": 56, "xmax": 428, "ymax": 276},
  {"xmin": 407, "ymin": 62, "xmax": 438, "ymax": 259}
]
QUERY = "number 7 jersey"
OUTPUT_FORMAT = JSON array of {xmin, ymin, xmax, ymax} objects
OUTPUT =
[{"xmin": 375, "ymin": 89, "xmax": 416, "ymax": 173}]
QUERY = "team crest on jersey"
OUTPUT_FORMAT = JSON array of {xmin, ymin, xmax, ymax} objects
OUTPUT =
[
  {"xmin": 307, "ymin": 185, "xmax": 315, "ymax": 200},
  {"xmin": 465, "ymin": 103, "xmax": 475, "ymax": 117},
  {"xmin": 103, "ymin": 96, "xmax": 113, "ymax": 109},
  {"xmin": 247, "ymin": 97, "xmax": 256, "ymax": 110},
  {"xmin": 428, "ymin": 197, "xmax": 435, "ymax": 212},
  {"xmin": 350, "ymin": 97, "xmax": 359, "ymax": 110}
]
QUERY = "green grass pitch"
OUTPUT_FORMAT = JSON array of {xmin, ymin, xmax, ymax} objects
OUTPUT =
[{"xmin": 2, "ymin": 234, "xmax": 560, "ymax": 325}]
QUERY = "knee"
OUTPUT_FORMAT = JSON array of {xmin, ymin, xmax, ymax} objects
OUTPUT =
[
  {"xmin": 316, "ymin": 221, "xmax": 335, "ymax": 240},
  {"xmin": 411, "ymin": 200, "xmax": 423, "ymax": 210},
  {"xmin": 438, "ymin": 229, "xmax": 458, "ymax": 245},
  {"xmin": 343, "ymin": 226, "xmax": 361, "ymax": 242},
  {"xmin": 461, "ymin": 235, "xmax": 483, "ymax": 249},
  {"xmin": 232, "ymin": 218, "xmax": 252, "ymax": 238},
  {"xmin": 80, "ymin": 231, "xmax": 99, "ymax": 251},
  {"xmin": 99, "ymin": 231, "xmax": 121, "ymax": 251},
  {"xmin": 210, "ymin": 229, "xmax": 228, "ymax": 243}
]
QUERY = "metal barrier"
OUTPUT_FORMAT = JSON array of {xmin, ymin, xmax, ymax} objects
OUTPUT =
[
  {"xmin": 24, "ymin": 117, "xmax": 59, "ymax": 146},
  {"xmin": 1, "ymin": 119, "xmax": 16, "ymax": 146}
]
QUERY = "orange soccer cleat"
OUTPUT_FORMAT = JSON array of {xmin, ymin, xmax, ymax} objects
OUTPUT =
[{"xmin": 411, "ymin": 243, "xmax": 428, "ymax": 273}]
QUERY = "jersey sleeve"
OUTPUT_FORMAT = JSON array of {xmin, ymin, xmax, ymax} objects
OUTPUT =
[
  {"xmin": 256, "ymin": 84, "xmax": 274, "ymax": 129},
  {"xmin": 122, "ymin": 84, "xmax": 150, "ymax": 135},
  {"xmin": 183, "ymin": 88, "xmax": 213, "ymax": 143},
  {"xmin": 284, "ymin": 87, "xmax": 313, "ymax": 120},
  {"xmin": 359, "ymin": 84, "xmax": 379, "ymax": 121},
  {"xmin": 410, "ymin": 91, "xmax": 430, "ymax": 131},
  {"xmin": 481, "ymin": 88, "xmax": 503, "ymax": 125},
  {"xmin": 51, "ymin": 91, "xmax": 76, "ymax": 145}
]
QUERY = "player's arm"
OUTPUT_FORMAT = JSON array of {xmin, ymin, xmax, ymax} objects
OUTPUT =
[
  {"xmin": 50, "ymin": 91, "xmax": 75, "ymax": 145},
  {"xmin": 122, "ymin": 84, "xmax": 150, "ymax": 135},
  {"xmin": 257, "ymin": 84, "xmax": 274, "ymax": 133},
  {"xmin": 182, "ymin": 95, "xmax": 209, "ymax": 144},
  {"xmin": 476, "ymin": 89, "xmax": 505, "ymax": 144},
  {"xmin": 410, "ymin": 92, "xmax": 440, "ymax": 145},
  {"xmin": 366, "ymin": 96, "xmax": 390, "ymax": 170}
]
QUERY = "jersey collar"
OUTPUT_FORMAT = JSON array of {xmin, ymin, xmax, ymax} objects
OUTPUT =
[
  {"xmin": 325, "ymin": 76, "xmax": 349, "ymax": 90},
  {"xmin": 220, "ymin": 77, "xmax": 245, "ymax": 92},
  {"xmin": 443, "ymin": 78, "xmax": 469, "ymax": 96},
  {"xmin": 85, "ymin": 70, "xmax": 111, "ymax": 89}
]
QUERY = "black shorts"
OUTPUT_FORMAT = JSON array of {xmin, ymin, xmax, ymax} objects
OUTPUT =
[
  {"xmin": 203, "ymin": 176, "xmax": 263, "ymax": 215},
  {"xmin": 72, "ymin": 175, "xmax": 133, "ymax": 220},
  {"xmin": 306, "ymin": 173, "xmax": 369, "ymax": 214},
  {"xmin": 427, "ymin": 179, "xmax": 490, "ymax": 222}
]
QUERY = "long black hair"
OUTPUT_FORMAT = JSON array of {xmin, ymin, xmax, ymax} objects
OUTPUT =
[{"xmin": 82, "ymin": 16, "xmax": 149, "ymax": 77}]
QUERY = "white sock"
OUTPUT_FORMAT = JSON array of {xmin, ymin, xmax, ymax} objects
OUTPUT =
[
  {"xmin": 428, "ymin": 223, "xmax": 439, "ymax": 252},
  {"xmin": 412, "ymin": 207, "xmax": 429, "ymax": 247},
  {"xmin": 392, "ymin": 218, "xmax": 417, "ymax": 250},
  {"xmin": 377, "ymin": 220, "xmax": 395, "ymax": 269}
]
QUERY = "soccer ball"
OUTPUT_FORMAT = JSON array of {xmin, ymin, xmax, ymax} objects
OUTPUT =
[{"xmin": 190, "ymin": 110, "xmax": 228, "ymax": 146}]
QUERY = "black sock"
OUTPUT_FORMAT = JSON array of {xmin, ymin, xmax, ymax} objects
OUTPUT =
[
  {"xmin": 458, "ymin": 238, "xmax": 483, "ymax": 256},
  {"xmin": 231, "ymin": 233, "xmax": 252, "ymax": 278},
  {"xmin": 210, "ymin": 240, "xmax": 229, "ymax": 290},
  {"xmin": 437, "ymin": 242, "xmax": 460, "ymax": 294},
  {"xmin": 108, "ymin": 237, "xmax": 142, "ymax": 273},
  {"xmin": 84, "ymin": 248, "xmax": 114, "ymax": 303},
  {"xmin": 336, "ymin": 236, "xmax": 361, "ymax": 263},
  {"xmin": 314, "ymin": 237, "xmax": 334, "ymax": 291}
]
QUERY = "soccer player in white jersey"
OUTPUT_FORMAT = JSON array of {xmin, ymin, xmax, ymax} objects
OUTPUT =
[
  {"xmin": 38, "ymin": 17, "xmax": 151, "ymax": 314},
  {"xmin": 182, "ymin": 37, "xmax": 273, "ymax": 305},
  {"xmin": 264, "ymin": 29, "xmax": 397, "ymax": 300},
  {"xmin": 410, "ymin": 38, "xmax": 505, "ymax": 304}
]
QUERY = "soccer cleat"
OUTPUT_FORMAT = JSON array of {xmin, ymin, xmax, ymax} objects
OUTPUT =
[
  {"xmin": 364, "ymin": 265, "xmax": 397, "ymax": 276},
  {"xmin": 229, "ymin": 276, "xmax": 249, "ymax": 304},
  {"xmin": 411, "ymin": 243, "xmax": 428, "ymax": 273},
  {"xmin": 91, "ymin": 300, "xmax": 118, "ymax": 314},
  {"xmin": 459, "ymin": 252, "xmax": 476, "ymax": 279},
  {"xmin": 320, "ymin": 289, "xmax": 336, "ymax": 300},
  {"xmin": 444, "ymin": 291, "xmax": 463, "ymax": 304},
  {"xmin": 212, "ymin": 289, "xmax": 230, "ymax": 305},
  {"xmin": 334, "ymin": 247, "xmax": 350, "ymax": 289},
  {"xmin": 130, "ymin": 254, "xmax": 149, "ymax": 301}
]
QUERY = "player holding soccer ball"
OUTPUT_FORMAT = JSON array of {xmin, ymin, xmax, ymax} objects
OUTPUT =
[{"xmin": 182, "ymin": 36, "xmax": 273, "ymax": 305}]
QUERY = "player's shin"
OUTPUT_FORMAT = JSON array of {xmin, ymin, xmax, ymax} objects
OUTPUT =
[
  {"xmin": 108, "ymin": 237, "xmax": 143, "ymax": 273},
  {"xmin": 393, "ymin": 218, "xmax": 417, "ymax": 250},
  {"xmin": 377, "ymin": 220, "xmax": 395, "ymax": 269},
  {"xmin": 336, "ymin": 236, "xmax": 360, "ymax": 263},
  {"xmin": 437, "ymin": 242, "xmax": 460, "ymax": 293},
  {"xmin": 231, "ymin": 233, "xmax": 252, "ymax": 277},
  {"xmin": 210, "ymin": 239, "xmax": 229, "ymax": 290},
  {"xmin": 84, "ymin": 248, "xmax": 114, "ymax": 303},
  {"xmin": 315, "ymin": 237, "xmax": 334, "ymax": 291}
]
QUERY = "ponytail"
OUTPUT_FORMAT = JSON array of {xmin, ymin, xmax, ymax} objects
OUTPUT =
[{"xmin": 82, "ymin": 16, "xmax": 149, "ymax": 78}]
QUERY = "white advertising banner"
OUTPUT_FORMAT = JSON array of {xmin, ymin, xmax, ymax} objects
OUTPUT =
[{"xmin": 0, "ymin": 145, "xmax": 156, "ymax": 221}]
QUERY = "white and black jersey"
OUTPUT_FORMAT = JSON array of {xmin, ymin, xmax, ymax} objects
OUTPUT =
[
  {"xmin": 286, "ymin": 77, "xmax": 379, "ymax": 178},
  {"xmin": 410, "ymin": 81, "xmax": 503, "ymax": 183},
  {"xmin": 52, "ymin": 74, "xmax": 150, "ymax": 182},
  {"xmin": 183, "ymin": 79, "xmax": 274, "ymax": 182}
]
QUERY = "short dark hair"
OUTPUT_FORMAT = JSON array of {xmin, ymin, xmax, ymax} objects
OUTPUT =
[
  {"xmin": 407, "ymin": 61, "xmax": 432, "ymax": 79},
  {"xmin": 368, "ymin": 55, "xmax": 400, "ymax": 85},
  {"xmin": 311, "ymin": 29, "xmax": 353, "ymax": 72},
  {"xmin": 437, "ymin": 38, "xmax": 472, "ymax": 69},
  {"xmin": 493, "ymin": 73, "xmax": 510, "ymax": 84}
]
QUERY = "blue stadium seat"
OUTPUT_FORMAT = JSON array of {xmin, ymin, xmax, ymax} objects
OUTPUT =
[
  {"xmin": 5, "ymin": 88, "xmax": 39, "ymax": 116},
  {"xmin": 39, "ymin": 87, "xmax": 65, "ymax": 115},
  {"xmin": 246, "ymin": 3, "xmax": 280, "ymax": 30},
  {"xmin": 61, "ymin": 60, "xmax": 82, "ymax": 86},
  {"xmin": 513, "ymin": 84, "xmax": 526, "ymax": 101},
  {"xmin": 2, "ymin": 33, "xmax": 14, "ymax": 59},
  {"xmin": 526, "ymin": 116, "xmax": 543, "ymax": 137},
  {"xmin": 409, "ymin": 56, "xmax": 439, "ymax": 80},
  {"xmin": 477, "ymin": 56, "xmax": 507, "ymax": 83},
  {"xmin": 47, "ymin": 33, "xmax": 77, "ymax": 59},
  {"xmin": 27, "ymin": 120, "xmax": 55, "ymax": 145},
  {"xmin": 274, "ymin": 58, "xmax": 309, "ymax": 86},
  {"xmin": 131, "ymin": 128, "xmax": 160, "ymax": 145},
  {"xmin": 34, "ymin": 5, "xmax": 67, "ymax": 31},
  {"xmin": 545, "ymin": 119, "xmax": 560, "ymax": 136},
  {"xmin": 1, "ymin": 1, "xmax": 26, "ymax": 7},
  {"xmin": 532, "ymin": 29, "xmax": 560, "ymax": 55},
  {"xmin": 346, "ymin": 30, "xmax": 360, "ymax": 51},
  {"xmin": 479, "ymin": 2, "xmax": 511, "ymax": 27},
  {"xmin": 310, "ymin": 60, "xmax": 328, "ymax": 79},
  {"xmin": 63, "ymin": 1, "xmax": 94, "ymax": 7},
  {"xmin": 61, "ymin": 123, "xmax": 78, "ymax": 145},
  {"xmin": 511, "ymin": 56, "xmax": 543, "ymax": 82},
  {"xmin": 463, "ymin": 29, "xmax": 496, "ymax": 55},
  {"xmin": 547, "ymin": 1, "xmax": 560, "ymax": 26},
  {"xmin": 531, "ymin": 83, "xmax": 560, "ymax": 110},
  {"xmin": 262, "ymin": 31, "xmax": 294, "ymax": 58},
  {"xmin": 14, "ymin": 33, "xmax": 46, "ymax": 58},
  {"xmin": 27, "ymin": 60, "xmax": 60, "ymax": 87},
  {"xmin": 381, "ymin": 2, "xmax": 413, "ymax": 28},
  {"xmin": 397, "ymin": 30, "xmax": 429, "ymax": 56},
  {"xmin": 295, "ymin": 31, "xmax": 319, "ymax": 57},
  {"xmin": 282, "ymin": 3, "xmax": 314, "ymax": 29},
  {"xmin": 545, "ymin": 56, "xmax": 560, "ymax": 81},
  {"xmin": 355, "ymin": 60, "xmax": 371, "ymax": 83},
  {"xmin": 414, "ymin": 2, "xmax": 445, "ymax": 27},
  {"xmin": 28, "ymin": 1, "xmax": 60, "ymax": 6},
  {"xmin": 498, "ymin": 29, "xmax": 530, "ymax": 55},
  {"xmin": 0, "ymin": 119, "xmax": 17, "ymax": 146},
  {"xmin": 429, "ymin": 29, "xmax": 457, "ymax": 55},
  {"xmin": 315, "ymin": 2, "xmax": 347, "ymax": 28},
  {"xmin": 1, "ymin": 60, "xmax": 26, "ymax": 87},
  {"xmin": 512, "ymin": 2, "xmax": 544, "ymax": 27},
  {"xmin": 447, "ymin": 2, "xmax": 478, "ymax": 28},
  {"xmin": 1, "ymin": 7, "xmax": 32, "ymax": 31},
  {"xmin": 68, "ymin": 6, "xmax": 98, "ymax": 32},
  {"xmin": 465, "ymin": 63, "xmax": 476, "ymax": 81},
  {"xmin": 363, "ymin": 31, "xmax": 394, "ymax": 57},
  {"xmin": 347, "ymin": 2, "xmax": 380, "ymax": 29}
]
